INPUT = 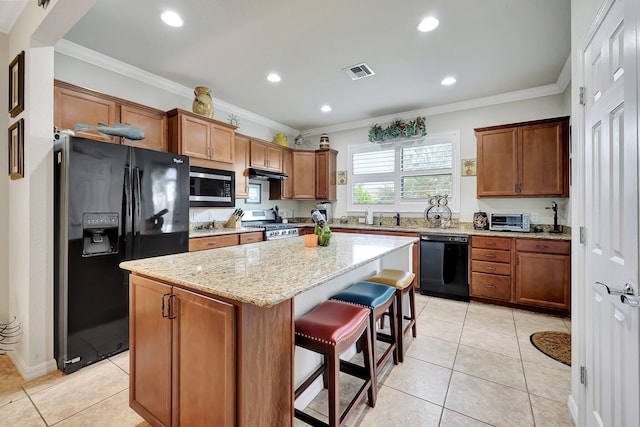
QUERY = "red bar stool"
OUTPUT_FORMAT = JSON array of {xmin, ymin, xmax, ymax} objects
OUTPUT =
[
  {"xmin": 366, "ymin": 269, "xmax": 417, "ymax": 363},
  {"xmin": 331, "ymin": 281, "xmax": 398, "ymax": 374},
  {"xmin": 294, "ymin": 300, "xmax": 376, "ymax": 427}
]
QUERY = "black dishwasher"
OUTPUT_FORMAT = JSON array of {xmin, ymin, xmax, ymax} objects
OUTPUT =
[{"xmin": 419, "ymin": 233, "xmax": 470, "ymax": 301}]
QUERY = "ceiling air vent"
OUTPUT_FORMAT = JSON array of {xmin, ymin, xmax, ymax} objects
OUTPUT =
[{"xmin": 343, "ymin": 63, "xmax": 375, "ymax": 80}]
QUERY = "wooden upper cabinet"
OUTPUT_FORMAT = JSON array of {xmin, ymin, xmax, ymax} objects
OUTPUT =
[
  {"xmin": 120, "ymin": 105, "xmax": 168, "ymax": 152},
  {"xmin": 315, "ymin": 149, "xmax": 337, "ymax": 201},
  {"xmin": 475, "ymin": 116, "xmax": 569, "ymax": 198},
  {"xmin": 54, "ymin": 80, "xmax": 169, "ymax": 151},
  {"xmin": 54, "ymin": 83, "xmax": 118, "ymax": 143},
  {"xmin": 270, "ymin": 147, "xmax": 293, "ymax": 200},
  {"xmin": 234, "ymin": 133, "xmax": 250, "ymax": 199},
  {"xmin": 291, "ymin": 151, "xmax": 316, "ymax": 199},
  {"xmin": 167, "ymin": 109, "xmax": 236, "ymax": 167},
  {"xmin": 250, "ymin": 139, "xmax": 283, "ymax": 172}
]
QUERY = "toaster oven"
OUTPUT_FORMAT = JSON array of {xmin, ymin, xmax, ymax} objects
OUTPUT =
[{"xmin": 489, "ymin": 213, "xmax": 530, "ymax": 232}]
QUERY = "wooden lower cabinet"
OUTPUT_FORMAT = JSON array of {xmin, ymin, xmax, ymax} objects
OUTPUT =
[
  {"xmin": 189, "ymin": 234, "xmax": 239, "ymax": 251},
  {"xmin": 129, "ymin": 274, "xmax": 294, "ymax": 427},
  {"xmin": 130, "ymin": 276, "xmax": 236, "ymax": 427},
  {"xmin": 515, "ymin": 239, "xmax": 571, "ymax": 311},
  {"xmin": 239, "ymin": 231, "xmax": 263, "ymax": 244},
  {"xmin": 470, "ymin": 235, "xmax": 570, "ymax": 312}
]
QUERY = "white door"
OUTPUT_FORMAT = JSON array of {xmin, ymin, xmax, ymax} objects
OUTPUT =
[{"xmin": 583, "ymin": 0, "xmax": 640, "ymax": 426}]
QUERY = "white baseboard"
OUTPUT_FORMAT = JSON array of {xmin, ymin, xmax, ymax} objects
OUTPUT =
[
  {"xmin": 568, "ymin": 394, "xmax": 579, "ymax": 426},
  {"xmin": 9, "ymin": 353, "xmax": 58, "ymax": 381}
]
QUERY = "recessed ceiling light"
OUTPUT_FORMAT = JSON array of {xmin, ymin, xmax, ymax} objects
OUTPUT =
[
  {"xmin": 441, "ymin": 76, "xmax": 456, "ymax": 86},
  {"xmin": 267, "ymin": 73, "xmax": 281, "ymax": 83},
  {"xmin": 417, "ymin": 16, "xmax": 439, "ymax": 32},
  {"xmin": 321, "ymin": 105, "xmax": 332, "ymax": 113},
  {"xmin": 161, "ymin": 11, "xmax": 183, "ymax": 27}
]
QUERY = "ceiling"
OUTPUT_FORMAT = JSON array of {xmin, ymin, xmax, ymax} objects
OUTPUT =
[{"xmin": 6, "ymin": 0, "xmax": 571, "ymax": 132}]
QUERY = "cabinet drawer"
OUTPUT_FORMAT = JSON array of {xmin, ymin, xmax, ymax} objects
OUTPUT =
[
  {"xmin": 471, "ymin": 248, "xmax": 511, "ymax": 263},
  {"xmin": 471, "ymin": 273, "xmax": 511, "ymax": 301},
  {"xmin": 515, "ymin": 239, "xmax": 570, "ymax": 255},
  {"xmin": 189, "ymin": 234, "xmax": 239, "ymax": 251},
  {"xmin": 471, "ymin": 260, "xmax": 511, "ymax": 276},
  {"xmin": 472, "ymin": 236, "xmax": 511, "ymax": 250},
  {"xmin": 239, "ymin": 232, "xmax": 263, "ymax": 244}
]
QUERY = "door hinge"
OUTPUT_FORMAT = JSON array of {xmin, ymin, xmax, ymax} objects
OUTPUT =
[
  {"xmin": 580, "ymin": 226, "xmax": 586, "ymax": 244},
  {"xmin": 579, "ymin": 87, "xmax": 586, "ymax": 106},
  {"xmin": 580, "ymin": 366, "xmax": 587, "ymax": 385}
]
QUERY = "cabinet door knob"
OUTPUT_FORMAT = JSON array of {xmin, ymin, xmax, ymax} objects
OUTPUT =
[
  {"xmin": 486, "ymin": 242, "xmax": 496, "ymax": 246},
  {"xmin": 486, "ymin": 266, "xmax": 496, "ymax": 271},
  {"xmin": 485, "ymin": 284, "xmax": 496, "ymax": 289},
  {"xmin": 535, "ymin": 244, "xmax": 549, "ymax": 249},
  {"xmin": 485, "ymin": 253, "xmax": 496, "ymax": 258}
]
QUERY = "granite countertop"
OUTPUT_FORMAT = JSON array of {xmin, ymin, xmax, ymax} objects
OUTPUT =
[
  {"xmin": 121, "ymin": 233, "xmax": 417, "ymax": 307},
  {"xmin": 293, "ymin": 223, "xmax": 572, "ymax": 241},
  {"xmin": 189, "ymin": 223, "xmax": 571, "ymax": 241}
]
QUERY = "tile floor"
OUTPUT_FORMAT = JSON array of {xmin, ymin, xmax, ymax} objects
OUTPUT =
[{"xmin": 0, "ymin": 295, "xmax": 574, "ymax": 426}]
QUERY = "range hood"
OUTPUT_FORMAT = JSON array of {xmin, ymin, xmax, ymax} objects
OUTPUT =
[{"xmin": 248, "ymin": 168, "xmax": 288, "ymax": 180}]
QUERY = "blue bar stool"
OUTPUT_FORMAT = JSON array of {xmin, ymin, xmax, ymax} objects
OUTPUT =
[
  {"xmin": 294, "ymin": 300, "xmax": 376, "ymax": 427},
  {"xmin": 331, "ymin": 281, "xmax": 398, "ymax": 373},
  {"xmin": 365, "ymin": 269, "xmax": 417, "ymax": 363}
]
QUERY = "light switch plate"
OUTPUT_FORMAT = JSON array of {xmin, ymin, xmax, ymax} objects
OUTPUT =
[
  {"xmin": 358, "ymin": 217, "xmax": 366, "ymax": 223},
  {"xmin": 531, "ymin": 212, "xmax": 539, "ymax": 222}
]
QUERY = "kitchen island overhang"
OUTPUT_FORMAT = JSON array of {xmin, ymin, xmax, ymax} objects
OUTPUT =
[{"xmin": 120, "ymin": 233, "xmax": 417, "ymax": 427}]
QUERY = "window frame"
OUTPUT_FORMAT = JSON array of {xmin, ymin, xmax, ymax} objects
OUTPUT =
[{"xmin": 347, "ymin": 130, "xmax": 460, "ymax": 214}]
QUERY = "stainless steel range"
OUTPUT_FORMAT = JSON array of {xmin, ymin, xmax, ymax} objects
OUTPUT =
[{"xmin": 241, "ymin": 209, "xmax": 299, "ymax": 241}]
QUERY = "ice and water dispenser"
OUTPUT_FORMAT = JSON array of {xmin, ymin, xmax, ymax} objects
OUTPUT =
[{"xmin": 82, "ymin": 213, "xmax": 119, "ymax": 256}]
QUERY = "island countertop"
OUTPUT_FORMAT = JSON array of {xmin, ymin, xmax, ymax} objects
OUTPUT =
[{"xmin": 120, "ymin": 233, "xmax": 417, "ymax": 308}]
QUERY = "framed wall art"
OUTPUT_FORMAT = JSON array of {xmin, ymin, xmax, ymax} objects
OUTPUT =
[
  {"xmin": 8, "ymin": 119, "xmax": 24, "ymax": 180},
  {"xmin": 461, "ymin": 158, "xmax": 477, "ymax": 176},
  {"xmin": 8, "ymin": 51, "xmax": 25, "ymax": 118}
]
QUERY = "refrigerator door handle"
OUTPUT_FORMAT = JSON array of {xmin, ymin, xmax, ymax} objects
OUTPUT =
[
  {"xmin": 124, "ymin": 166, "xmax": 132, "ymax": 260},
  {"xmin": 134, "ymin": 167, "xmax": 142, "ymax": 231}
]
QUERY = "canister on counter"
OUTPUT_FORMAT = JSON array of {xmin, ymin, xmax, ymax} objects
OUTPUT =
[{"xmin": 473, "ymin": 211, "xmax": 489, "ymax": 230}]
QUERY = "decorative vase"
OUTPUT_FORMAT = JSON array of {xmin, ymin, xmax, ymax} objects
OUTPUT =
[
  {"xmin": 319, "ymin": 133, "xmax": 330, "ymax": 149},
  {"xmin": 192, "ymin": 86, "xmax": 214, "ymax": 118},
  {"xmin": 274, "ymin": 133, "xmax": 287, "ymax": 147},
  {"xmin": 473, "ymin": 211, "xmax": 489, "ymax": 230}
]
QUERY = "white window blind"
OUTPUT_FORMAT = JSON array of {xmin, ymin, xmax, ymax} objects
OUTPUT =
[{"xmin": 348, "ymin": 132, "xmax": 460, "ymax": 212}]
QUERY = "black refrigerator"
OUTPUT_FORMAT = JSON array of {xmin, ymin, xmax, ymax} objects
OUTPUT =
[{"xmin": 54, "ymin": 136, "xmax": 189, "ymax": 374}]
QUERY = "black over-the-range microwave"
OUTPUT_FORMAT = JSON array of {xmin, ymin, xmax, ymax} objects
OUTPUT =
[{"xmin": 189, "ymin": 166, "xmax": 235, "ymax": 207}]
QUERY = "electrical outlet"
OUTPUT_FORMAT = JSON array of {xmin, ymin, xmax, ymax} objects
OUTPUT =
[
  {"xmin": 531, "ymin": 212, "xmax": 539, "ymax": 222},
  {"xmin": 358, "ymin": 217, "xmax": 366, "ymax": 224}
]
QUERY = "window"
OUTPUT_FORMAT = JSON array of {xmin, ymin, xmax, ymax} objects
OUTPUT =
[{"xmin": 348, "ymin": 131, "xmax": 460, "ymax": 213}]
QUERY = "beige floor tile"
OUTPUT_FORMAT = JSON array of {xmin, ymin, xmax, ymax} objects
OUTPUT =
[
  {"xmin": 421, "ymin": 299, "xmax": 469, "ymax": 324},
  {"xmin": 405, "ymin": 335, "xmax": 459, "ymax": 369},
  {"xmin": 0, "ymin": 395, "xmax": 46, "ymax": 426},
  {"xmin": 562, "ymin": 318, "xmax": 572, "ymax": 331},
  {"xmin": 530, "ymin": 394, "xmax": 575, "ymax": 426},
  {"xmin": 383, "ymin": 356, "xmax": 451, "ymax": 405},
  {"xmin": 306, "ymin": 369, "xmax": 369, "ymax": 421},
  {"xmin": 518, "ymin": 336, "xmax": 571, "ymax": 372},
  {"xmin": 454, "ymin": 345, "xmax": 526, "ymax": 391},
  {"xmin": 23, "ymin": 360, "xmax": 103, "ymax": 395},
  {"xmin": 54, "ymin": 389, "xmax": 148, "ymax": 427},
  {"xmin": 513, "ymin": 311, "xmax": 569, "ymax": 337},
  {"xmin": 357, "ymin": 385, "xmax": 442, "ymax": 427},
  {"xmin": 29, "ymin": 360, "xmax": 129, "ymax": 425},
  {"xmin": 464, "ymin": 311, "xmax": 516, "ymax": 337},
  {"xmin": 522, "ymin": 361, "xmax": 571, "ymax": 404},
  {"xmin": 460, "ymin": 325, "xmax": 521, "ymax": 359},
  {"xmin": 416, "ymin": 316, "xmax": 464, "ymax": 343},
  {"xmin": 0, "ymin": 355, "xmax": 25, "ymax": 408},
  {"xmin": 109, "ymin": 351, "xmax": 130, "ymax": 374},
  {"xmin": 445, "ymin": 371, "xmax": 534, "ymax": 427},
  {"xmin": 467, "ymin": 301, "xmax": 514, "ymax": 320},
  {"xmin": 439, "ymin": 409, "xmax": 493, "ymax": 426}
]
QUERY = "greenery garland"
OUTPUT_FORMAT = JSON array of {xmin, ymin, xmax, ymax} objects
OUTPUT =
[{"xmin": 368, "ymin": 116, "xmax": 427, "ymax": 143}]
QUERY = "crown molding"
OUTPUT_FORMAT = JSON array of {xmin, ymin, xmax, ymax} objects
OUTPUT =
[
  {"xmin": 54, "ymin": 39, "xmax": 299, "ymax": 135},
  {"xmin": 556, "ymin": 54, "xmax": 571, "ymax": 92},
  {"xmin": 307, "ymin": 83, "xmax": 565, "ymax": 135},
  {"xmin": 0, "ymin": 0, "xmax": 28, "ymax": 34}
]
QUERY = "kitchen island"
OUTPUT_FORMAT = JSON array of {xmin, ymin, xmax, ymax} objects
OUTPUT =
[{"xmin": 120, "ymin": 233, "xmax": 417, "ymax": 427}]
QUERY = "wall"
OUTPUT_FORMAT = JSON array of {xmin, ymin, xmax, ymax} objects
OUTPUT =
[
  {"xmin": 327, "ymin": 89, "xmax": 572, "ymax": 225},
  {"xmin": 0, "ymin": 33, "xmax": 8, "ymax": 324},
  {"xmin": 6, "ymin": 0, "xmax": 97, "ymax": 379}
]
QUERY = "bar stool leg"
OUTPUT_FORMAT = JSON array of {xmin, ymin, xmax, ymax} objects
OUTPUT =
[
  {"xmin": 395, "ymin": 289, "xmax": 405, "ymax": 363},
  {"xmin": 409, "ymin": 286, "xmax": 417, "ymax": 337},
  {"xmin": 327, "ymin": 347, "xmax": 340, "ymax": 427}
]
